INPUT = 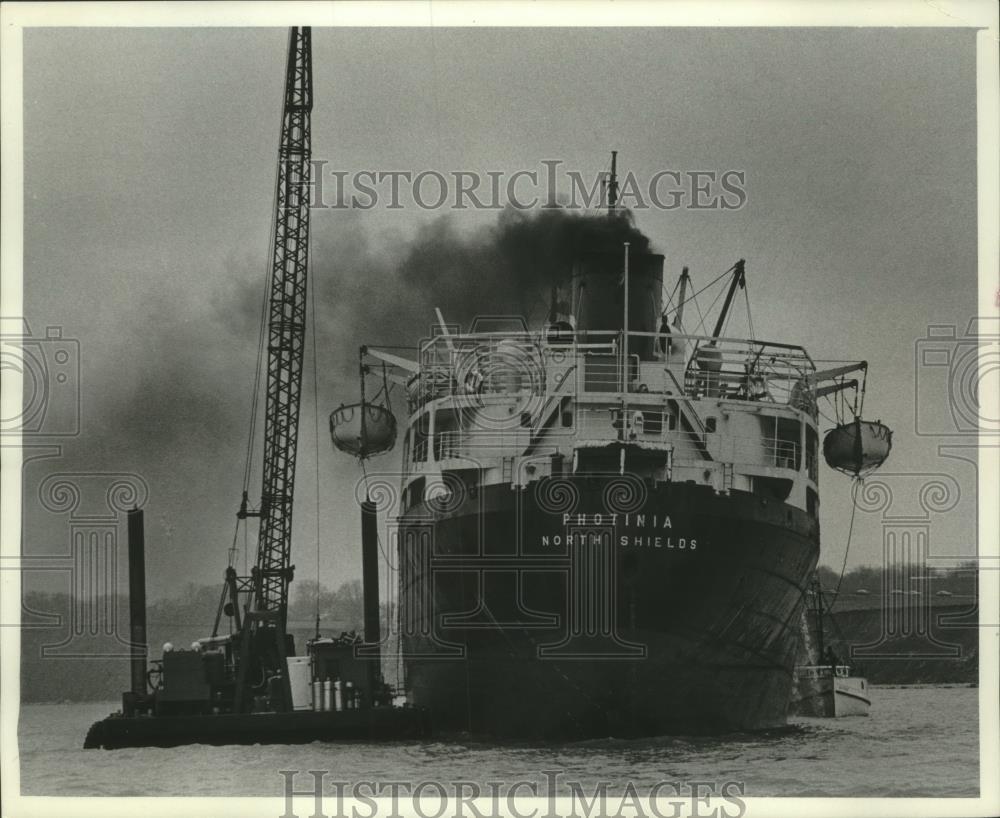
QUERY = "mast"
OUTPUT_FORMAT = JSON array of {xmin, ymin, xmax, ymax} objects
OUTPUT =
[
  {"xmin": 675, "ymin": 266, "xmax": 689, "ymax": 329},
  {"xmin": 608, "ymin": 150, "xmax": 619, "ymax": 215},
  {"xmin": 709, "ymin": 259, "xmax": 746, "ymax": 344},
  {"xmin": 622, "ymin": 242, "xmax": 630, "ymax": 394}
]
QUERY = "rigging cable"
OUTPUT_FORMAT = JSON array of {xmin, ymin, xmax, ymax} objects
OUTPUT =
[
  {"xmin": 243, "ymin": 265, "xmax": 270, "ymax": 495},
  {"xmin": 659, "ymin": 276, "xmax": 682, "ymax": 321},
  {"xmin": 816, "ymin": 403, "xmax": 843, "ymax": 429},
  {"xmin": 228, "ymin": 52, "xmax": 287, "ymax": 567},
  {"xmin": 743, "ymin": 284, "xmax": 756, "ymax": 342},
  {"xmin": 309, "ymin": 221, "xmax": 322, "ymax": 635},
  {"xmin": 672, "ymin": 266, "xmax": 733, "ymax": 318},
  {"xmin": 828, "ymin": 477, "xmax": 863, "ymax": 613},
  {"xmin": 690, "ymin": 287, "xmax": 708, "ymax": 337},
  {"xmin": 694, "ymin": 279, "xmax": 728, "ymax": 337},
  {"xmin": 242, "ymin": 45, "xmax": 287, "ymax": 500}
]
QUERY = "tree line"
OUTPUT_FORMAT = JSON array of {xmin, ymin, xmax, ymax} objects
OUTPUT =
[
  {"xmin": 20, "ymin": 579, "xmax": 366, "ymax": 703},
  {"xmin": 20, "ymin": 563, "xmax": 977, "ymax": 702}
]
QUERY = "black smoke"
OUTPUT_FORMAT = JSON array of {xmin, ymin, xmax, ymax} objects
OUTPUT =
[
  {"xmin": 308, "ymin": 207, "xmax": 655, "ymax": 383},
  {"xmin": 24, "ymin": 206, "xmax": 655, "ymax": 597},
  {"xmin": 55, "ymin": 207, "xmax": 654, "ymax": 475}
]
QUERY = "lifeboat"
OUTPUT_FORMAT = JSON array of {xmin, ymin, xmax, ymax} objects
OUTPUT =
[
  {"xmin": 823, "ymin": 418, "xmax": 892, "ymax": 477},
  {"xmin": 329, "ymin": 402, "xmax": 397, "ymax": 459},
  {"xmin": 694, "ymin": 345, "xmax": 723, "ymax": 372},
  {"xmin": 693, "ymin": 344, "xmax": 724, "ymax": 397}
]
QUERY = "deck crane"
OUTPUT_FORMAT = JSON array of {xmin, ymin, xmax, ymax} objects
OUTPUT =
[{"xmin": 223, "ymin": 26, "xmax": 313, "ymax": 714}]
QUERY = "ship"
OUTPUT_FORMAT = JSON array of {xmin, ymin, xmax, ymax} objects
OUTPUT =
[
  {"xmin": 789, "ymin": 575, "xmax": 872, "ymax": 718},
  {"xmin": 331, "ymin": 160, "xmax": 892, "ymax": 739},
  {"xmin": 791, "ymin": 665, "xmax": 872, "ymax": 718}
]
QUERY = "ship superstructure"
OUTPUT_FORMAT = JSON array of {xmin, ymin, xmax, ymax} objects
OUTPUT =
[{"xmin": 338, "ymin": 199, "xmax": 890, "ymax": 737}]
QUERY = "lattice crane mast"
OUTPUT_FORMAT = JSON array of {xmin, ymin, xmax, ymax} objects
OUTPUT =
[{"xmin": 224, "ymin": 26, "xmax": 313, "ymax": 713}]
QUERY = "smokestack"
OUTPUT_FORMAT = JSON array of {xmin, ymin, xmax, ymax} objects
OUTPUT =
[
  {"xmin": 573, "ymin": 250, "xmax": 665, "ymax": 360},
  {"xmin": 126, "ymin": 507, "xmax": 147, "ymax": 699},
  {"xmin": 361, "ymin": 495, "xmax": 381, "ymax": 693},
  {"xmin": 608, "ymin": 150, "xmax": 619, "ymax": 216}
]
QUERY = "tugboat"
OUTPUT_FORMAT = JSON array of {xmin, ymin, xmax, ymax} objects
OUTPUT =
[
  {"xmin": 790, "ymin": 576, "xmax": 872, "ymax": 718},
  {"xmin": 331, "ymin": 159, "xmax": 892, "ymax": 738}
]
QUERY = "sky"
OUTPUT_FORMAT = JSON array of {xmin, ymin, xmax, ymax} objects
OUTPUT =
[{"xmin": 16, "ymin": 24, "xmax": 983, "ymax": 604}]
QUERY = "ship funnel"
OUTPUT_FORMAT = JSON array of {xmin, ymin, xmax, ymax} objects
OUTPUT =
[{"xmin": 572, "ymin": 250, "xmax": 664, "ymax": 360}]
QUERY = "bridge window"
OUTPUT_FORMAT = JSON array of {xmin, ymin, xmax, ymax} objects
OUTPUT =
[{"xmin": 771, "ymin": 417, "xmax": 801, "ymax": 470}]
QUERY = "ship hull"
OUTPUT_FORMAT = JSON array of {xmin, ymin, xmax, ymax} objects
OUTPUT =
[
  {"xmin": 790, "ymin": 672, "xmax": 872, "ymax": 718},
  {"xmin": 396, "ymin": 477, "xmax": 818, "ymax": 738}
]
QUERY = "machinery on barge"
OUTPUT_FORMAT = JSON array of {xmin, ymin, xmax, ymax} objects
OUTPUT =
[{"xmin": 84, "ymin": 26, "xmax": 426, "ymax": 749}]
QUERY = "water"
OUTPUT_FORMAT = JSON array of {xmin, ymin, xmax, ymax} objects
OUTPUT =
[{"xmin": 18, "ymin": 687, "xmax": 978, "ymax": 797}]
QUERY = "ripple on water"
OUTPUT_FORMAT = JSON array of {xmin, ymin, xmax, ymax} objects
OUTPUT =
[{"xmin": 17, "ymin": 687, "xmax": 979, "ymax": 797}]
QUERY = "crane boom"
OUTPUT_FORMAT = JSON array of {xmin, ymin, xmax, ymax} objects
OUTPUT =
[
  {"xmin": 254, "ymin": 25, "xmax": 312, "ymax": 616},
  {"xmin": 231, "ymin": 26, "xmax": 313, "ymax": 713}
]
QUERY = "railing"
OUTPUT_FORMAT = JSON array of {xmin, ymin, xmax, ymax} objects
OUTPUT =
[
  {"xmin": 582, "ymin": 352, "xmax": 630, "ymax": 392},
  {"xmin": 430, "ymin": 429, "xmax": 528, "ymax": 460},
  {"xmin": 573, "ymin": 411, "xmax": 799, "ymax": 470},
  {"xmin": 427, "ymin": 415, "xmax": 803, "ymax": 477},
  {"xmin": 408, "ymin": 334, "xmax": 551, "ymax": 412},
  {"xmin": 412, "ymin": 436, "xmax": 428, "ymax": 463},
  {"xmin": 405, "ymin": 329, "xmax": 815, "ymax": 413},
  {"xmin": 684, "ymin": 338, "xmax": 815, "ymax": 406},
  {"xmin": 763, "ymin": 437, "xmax": 799, "ymax": 470},
  {"xmin": 575, "ymin": 406, "xmax": 683, "ymax": 443},
  {"xmin": 796, "ymin": 665, "xmax": 852, "ymax": 679},
  {"xmin": 435, "ymin": 430, "xmax": 460, "ymax": 460}
]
